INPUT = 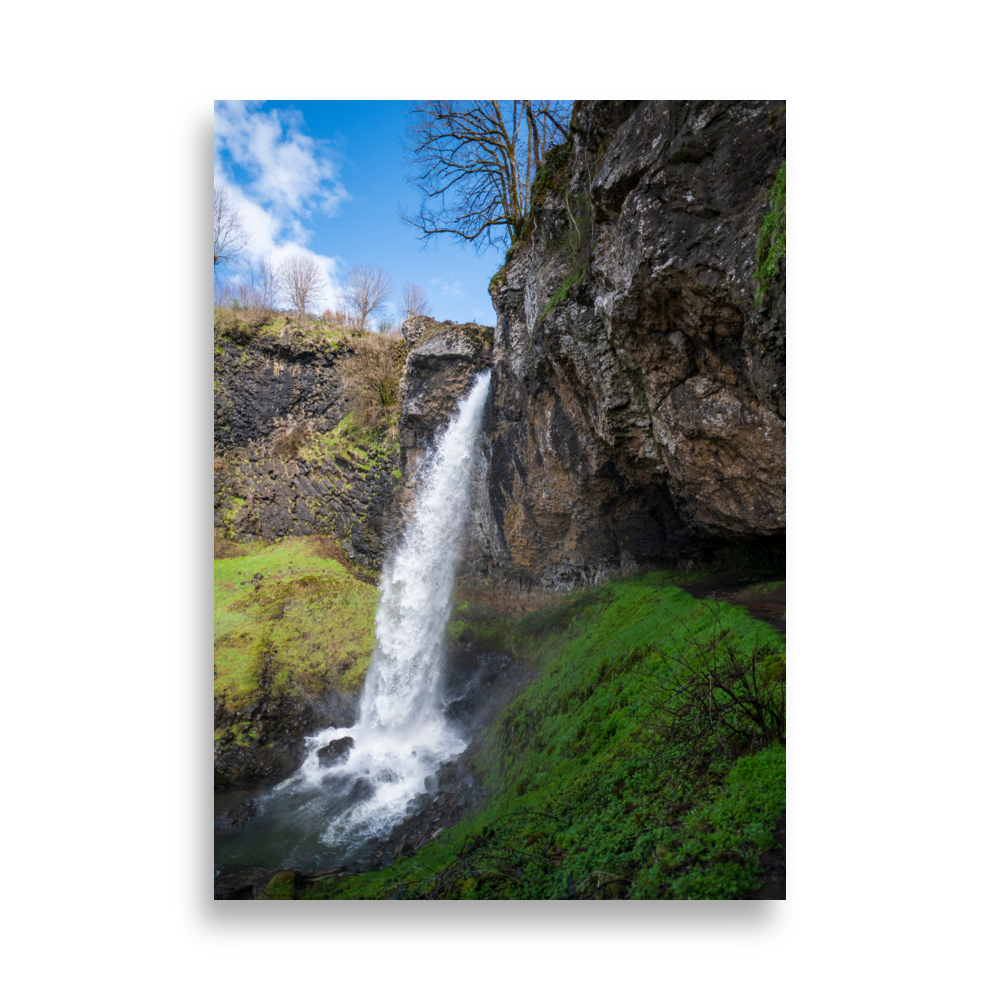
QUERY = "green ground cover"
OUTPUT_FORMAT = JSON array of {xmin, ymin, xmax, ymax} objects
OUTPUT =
[
  {"xmin": 302, "ymin": 570, "xmax": 786, "ymax": 900},
  {"xmin": 298, "ymin": 412, "xmax": 399, "ymax": 469},
  {"xmin": 214, "ymin": 536, "xmax": 379, "ymax": 726}
]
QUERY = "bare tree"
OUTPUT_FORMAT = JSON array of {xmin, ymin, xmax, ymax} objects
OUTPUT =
[
  {"xmin": 242, "ymin": 255, "xmax": 279, "ymax": 311},
  {"xmin": 344, "ymin": 264, "xmax": 395, "ymax": 331},
  {"xmin": 278, "ymin": 253, "xmax": 326, "ymax": 320},
  {"xmin": 399, "ymin": 282, "xmax": 429, "ymax": 319},
  {"xmin": 401, "ymin": 100, "xmax": 571, "ymax": 250},
  {"xmin": 214, "ymin": 185, "xmax": 252, "ymax": 269}
]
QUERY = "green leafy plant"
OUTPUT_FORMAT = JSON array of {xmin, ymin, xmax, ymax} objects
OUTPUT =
[{"xmin": 753, "ymin": 161, "xmax": 786, "ymax": 307}]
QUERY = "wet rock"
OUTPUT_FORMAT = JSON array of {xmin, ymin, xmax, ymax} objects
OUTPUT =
[
  {"xmin": 214, "ymin": 798, "xmax": 261, "ymax": 829},
  {"xmin": 213, "ymin": 737, "xmax": 306, "ymax": 791},
  {"xmin": 317, "ymin": 735, "xmax": 355, "ymax": 764},
  {"xmin": 214, "ymin": 866, "xmax": 275, "ymax": 900},
  {"xmin": 347, "ymin": 777, "xmax": 374, "ymax": 802}
]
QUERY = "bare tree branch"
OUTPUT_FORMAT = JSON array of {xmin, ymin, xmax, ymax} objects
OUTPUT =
[
  {"xmin": 399, "ymin": 282, "xmax": 429, "ymax": 319},
  {"xmin": 214, "ymin": 185, "xmax": 252, "ymax": 269},
  {"xmin": 345, "ymin": 265, "xmax": 395, "ymax": 331},
  {"xmin": 400, "ymin": 100, "xmax": 572, "ymax": 251},
  {"xmin": 278, "ymin": 253, "xmax": 326, "ymax": 320}
]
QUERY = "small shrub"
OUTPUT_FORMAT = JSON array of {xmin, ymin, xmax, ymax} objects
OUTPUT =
[
  {"xmin": 267, "ymin": 409, "xmax": 318, "ymax": 460},
  {"xmin": 337, "ymin": 332, "xmax": 407, "ymax": 432},
  {"xmin": 636, "ymin": 611, "xmax": 786, "ymax": 769}
]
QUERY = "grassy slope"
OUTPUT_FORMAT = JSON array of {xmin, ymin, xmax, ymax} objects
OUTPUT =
[
  {"xmin": 214, "ymin": 536, "xmax": 379, "ymax": 735},
  {"xmin": 302, "ymin": 571, "xmax": 786, "ymax": 900}
]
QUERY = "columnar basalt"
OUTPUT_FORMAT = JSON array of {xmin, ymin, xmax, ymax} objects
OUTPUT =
[{"xmin": 214, "ymin": 325, "xmax": 404, "ymax": 570}]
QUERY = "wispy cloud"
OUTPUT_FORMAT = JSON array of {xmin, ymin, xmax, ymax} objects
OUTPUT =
[
  {"xmin": 214, "ymin": 101, "xmax": 350, "ymax": 311},
  {"xmin": 430, "ymin": 278, "xmax": 464, "ymax": 298}
]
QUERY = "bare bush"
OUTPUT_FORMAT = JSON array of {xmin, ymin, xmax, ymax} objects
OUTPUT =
[
  {"xmin": 214, "ymin": 260, "xmax": 276, "ymax": 328},
  {"xmin": 214, "ymin": 185, "xmax": 252, "ymax": 269},
  {"xmin": 267, "ymin": 409, "xmax": 318, "ymax": 460},
  {"xmin": 400, "ymin": 282, "xmax": 429, "ymax": 319},
  {"xmin": 338, "ymin": 332, "xmax": 407, "ymax": 431},
  {"xmin": 634, "ymin": 611, "xmax": 786, "ymax": 770},
  {"xmin": 344, "ymin": 265, "xmax": 395, "ymax": 331},
  {"xmin": 279, "ymin": 253, "xmax": 327, "ymax": 320}
]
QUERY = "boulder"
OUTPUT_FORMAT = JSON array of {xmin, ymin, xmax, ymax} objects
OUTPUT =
[{"xmin": 317, "ymin": 735, "xmax": 355, "ymax": 764}]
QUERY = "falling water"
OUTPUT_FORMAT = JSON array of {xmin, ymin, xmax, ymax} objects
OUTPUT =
[{"xmin": 216, "ymin": 370, "xmax": 492, "ymax": 870}]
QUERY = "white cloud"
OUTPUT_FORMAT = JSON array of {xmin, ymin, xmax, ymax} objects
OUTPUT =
[
  {"xmin": 214, "ymin": 101, "xmax": 350, "ymax": 312},
  {"xmin": 430, "ymin": 278, "xmax": 464, "ymax": 298}
]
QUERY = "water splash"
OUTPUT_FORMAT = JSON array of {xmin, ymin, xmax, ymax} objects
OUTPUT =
[{"xmin": 255, "ymin": 370, "xmax": 492, "ymax": 865}]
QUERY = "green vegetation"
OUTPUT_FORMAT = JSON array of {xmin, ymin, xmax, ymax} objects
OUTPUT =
[
  {"xmin": 753, "ymin": 161, "xmax": 786, "ymax": 307},
  {"xmin": 488, "ymin": 140, "xmax": 573, "ymax": 295},
  {"xmin": 299, "ymin": 411, "xmax": 400, "ymax": 469},
  {"xmin": 213, "ymin": 307, "xmax": 360, "ymax": 353},
  {"xmin": 259, "ymin": 872, "xmax": 297, "ymax": 900},
  {"xmin": 214, "ymin": 536, "xmax": 379, "ymax": 723},
  {"xmin": 335, "ymin": 333, "xmax": 408, "ymax": 436},
  {"xmin": 537, "ymin": 262, "xmax": 585, "ymax": 326},
  {"xmin": 301, "ymin": 570, "xmax": 785, "ymax": 900}
]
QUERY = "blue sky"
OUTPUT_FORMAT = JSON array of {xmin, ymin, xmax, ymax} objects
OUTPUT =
[{"xmin": 214, "ymin": 100, "xmax": 505, "ymax": 326}]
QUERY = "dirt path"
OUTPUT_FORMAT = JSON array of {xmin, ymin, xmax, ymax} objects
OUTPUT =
[{"xmin": 679, "ymin": 575, "xmax": 786, "ymax": 635}]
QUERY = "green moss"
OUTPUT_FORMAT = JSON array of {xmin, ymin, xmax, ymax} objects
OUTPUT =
[
  {"xmin": 299, "ymin": 412, "xmax": 397, "ymax": 468},
  {"xmin": 214, "ymin": 537, "xmax": 379, "ymax": 719},
  {"xmin": 530, "ymin": 142, "xmax": 571, "ymax": 208},
  {"xmin": 489, "ymin": 143, "xmax": 571, "ymax": 296},
  {"xmin": 753, "ymin": 161, "xmax": 786, "ymax": 307},
  {"xmin": 259, "ymin": 872, "xmax": 297, "ymax": 900}
]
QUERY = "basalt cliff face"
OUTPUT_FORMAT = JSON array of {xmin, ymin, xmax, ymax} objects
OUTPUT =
[
  {"xmin": 214, "ymin": 325, "xmax": 402, "ymax": 571},
  {"xmin": 392, "ymin": 317, "xmax": 494, "ymax": 532},
  {"xmin": 456, "ymin": 99, "xmax": 786, "ymax": 591}
]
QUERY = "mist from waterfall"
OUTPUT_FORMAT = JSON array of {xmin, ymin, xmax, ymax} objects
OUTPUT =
[{"xmin": 220, "ymin": 370, "xmax": 492, "ymax": 868}]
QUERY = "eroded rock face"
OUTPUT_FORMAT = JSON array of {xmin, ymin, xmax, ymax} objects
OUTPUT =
[
  {"xmin": 214, "ymin": 448, "xmax": 400, "ymax": 569},
  {"xmin": 393, "ymin": 317, "xmax": 493, "ymax": 531},
  {"xmin": 214, "ymin": 327, "xmax": 403, "ymax": 569},
  {"xmin": 214, "ymin": 330, "xmax": 348, "ymax": 450},
  {"xmin": 214, "ymin": 690, "xmax": 356, "ymax": 791},
  {"xmin": 472, "ymin": 99, "xmax": 786, "ymax": 590}
]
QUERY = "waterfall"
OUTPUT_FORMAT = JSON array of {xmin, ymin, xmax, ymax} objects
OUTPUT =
[{"xmin": 263, "ymin": 369, "xmax": 492, "ymax": 861}]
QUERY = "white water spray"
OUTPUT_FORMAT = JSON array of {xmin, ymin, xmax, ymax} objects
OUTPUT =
[{"xmin": 273, "ymin": 370, "xmax": 492, "ymax": 857}]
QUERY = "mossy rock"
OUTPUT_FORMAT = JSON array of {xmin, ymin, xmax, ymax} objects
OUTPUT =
[
  {"xmin": 259, "ymin": 871, "xmax": 297, "ymax": 900},
  {"xmin": 761, "ymin": 653, "xmax": 786, "ymax": 685}
]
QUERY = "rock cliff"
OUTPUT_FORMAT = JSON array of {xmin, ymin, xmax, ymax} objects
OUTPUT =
[
  {"xmin": 465, "ymin": 99, "xmax": 785, "ymax": 590},
  {"xmin": 214, "ymin": 323, "xmax": 402, "ymax": 571},
  {"xmin": 391, "ymin": 316, "xmax": 494, "ymax": 534}
]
